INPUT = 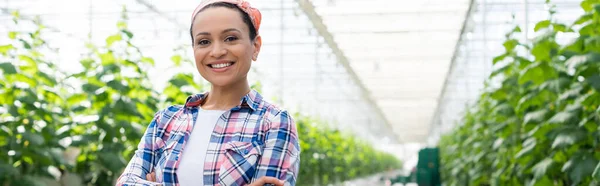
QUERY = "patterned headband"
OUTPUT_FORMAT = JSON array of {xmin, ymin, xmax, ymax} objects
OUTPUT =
[{"xmin": 191, "ymin": 0, "xmax": 262, "ymax": 33}]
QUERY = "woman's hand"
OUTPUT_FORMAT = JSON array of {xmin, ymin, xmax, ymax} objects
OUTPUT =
[
  {"xmin": 247, "ymin": 176, "xmax": 285, "ymax": 186},
  {"xmin": 146, "ymin": 172, "xmax": 156, "ymax": 182},
  {"xmin": 145, "ymin": 172, "xmax": 284, "ymax": 186}
]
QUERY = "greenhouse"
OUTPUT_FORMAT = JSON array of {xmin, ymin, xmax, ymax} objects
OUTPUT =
[{"xmin": 1, "ymin": 0, "xmax": 599, "ymax": 185}]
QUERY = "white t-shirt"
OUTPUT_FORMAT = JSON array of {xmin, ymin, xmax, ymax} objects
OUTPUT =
[{"xmin": 177, "ymin": 107, "xmax": 226, "ymax": 186}]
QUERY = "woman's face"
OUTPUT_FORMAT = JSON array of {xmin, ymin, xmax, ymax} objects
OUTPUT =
[{"xmin": 191, "ymin": 6, "xmax": 261, "ymax": 87}]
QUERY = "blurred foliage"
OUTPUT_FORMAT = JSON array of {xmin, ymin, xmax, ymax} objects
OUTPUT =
[
  {"xmin": 0, "ymin": 6, "xmax": 400, "ymax": 186},
  {"xmin": 296, "ymin": 115, "xmax": 402, "ymax": 185},
  {"xmin": 440, "ymin": 0, "xmax": 600, "ymax": 185}
]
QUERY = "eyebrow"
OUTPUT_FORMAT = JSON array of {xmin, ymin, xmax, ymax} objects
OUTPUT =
[{"xmin": 195, "ymin": 28, "xmax": 241, "ymax": 37}]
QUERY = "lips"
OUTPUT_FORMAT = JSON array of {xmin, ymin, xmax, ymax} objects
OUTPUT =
[
  {"xmin": 209, "ymin": 62, "xmax": 233, "ymax": 69},
  {"xmin": 206, "ymin": 60, "xmax": 235, "ymax": 72}
]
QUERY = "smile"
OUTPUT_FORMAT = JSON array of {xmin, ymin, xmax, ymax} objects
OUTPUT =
[{"xmin": 208, "ymin": 62, "xmax": 234, "ymax": 69}]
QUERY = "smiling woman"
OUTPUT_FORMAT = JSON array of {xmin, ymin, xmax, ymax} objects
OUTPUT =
[{"xmin": 115, "ymin": 1, "xmax": 300, "ymax": 186}]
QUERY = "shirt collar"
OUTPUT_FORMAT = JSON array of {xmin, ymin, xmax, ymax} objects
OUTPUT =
[{"xmin": 184, "ymin": 89, "xmax": 262, "ymax": 111}]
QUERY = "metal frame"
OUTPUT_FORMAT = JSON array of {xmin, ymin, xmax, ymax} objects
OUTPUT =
[
  {"xmin": 294, "ymin": 0, "xmax": 399, "ymax": 143},
  {"xmin": 427, "ymin": 0, "xmax": 476, "ymax": 145}
]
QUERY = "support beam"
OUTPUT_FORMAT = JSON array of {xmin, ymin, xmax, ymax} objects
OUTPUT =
[
  {"xmin": 135, "ymin": 0, "xmax": 188, "ymax": 31},
  {"xmin": 427, "ymin": 0, "xmax": 476, "ymax": 145},
  {"xmin": 293, "ymin": 0, "xmax": 399, "ymax": 143}
]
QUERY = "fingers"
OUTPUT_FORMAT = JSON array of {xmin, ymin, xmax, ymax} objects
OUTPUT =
[
  {"xmin": 146, "ymin": 172, "xmax": 156, "ymax": 182},
  {"xmin": 249, "ymin": 177, "xmax": 284, "ymax": 186}
]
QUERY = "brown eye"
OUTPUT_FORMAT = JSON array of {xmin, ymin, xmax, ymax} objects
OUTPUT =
[
  {"xmin": 197, "ymin": 39, "xmax": 210, "ymax": 46},
  {"xmin": 225, "ymin": 36, "xmax": 238, "ymax": 42}
]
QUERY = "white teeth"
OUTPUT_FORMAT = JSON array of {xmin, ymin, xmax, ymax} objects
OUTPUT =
[{"xmin": 210, "ymin": 63, "xmax": 232, "ymax": 69}]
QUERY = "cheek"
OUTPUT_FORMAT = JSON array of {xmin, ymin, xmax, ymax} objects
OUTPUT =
[{"xmin": 193, "ymin": 49, "xmax": 206, "ymax": 67}]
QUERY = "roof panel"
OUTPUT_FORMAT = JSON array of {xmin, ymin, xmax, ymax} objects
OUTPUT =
[{"xmin": 310, "ymin": 0, "xmax": 471, "ymax": 143}]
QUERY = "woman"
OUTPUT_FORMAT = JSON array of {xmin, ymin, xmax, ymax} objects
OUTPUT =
[{"xmin": 116, "ymin": 0, "xmax": 300, "ymax": 185}]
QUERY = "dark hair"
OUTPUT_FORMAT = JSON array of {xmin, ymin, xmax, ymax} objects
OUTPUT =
[{"xmin": 189, "ymin": 2, "xmax": 257, "ymax": 46}]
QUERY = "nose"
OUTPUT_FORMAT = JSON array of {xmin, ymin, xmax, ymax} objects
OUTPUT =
[{"xmin": 209, "ymin": 42, "xmax": 227, "ymax": 58}]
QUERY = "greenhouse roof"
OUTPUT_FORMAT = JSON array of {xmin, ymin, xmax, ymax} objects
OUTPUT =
[{"xmin": 304, "ymin": 0, "xmax": 472, "ymax": 143}]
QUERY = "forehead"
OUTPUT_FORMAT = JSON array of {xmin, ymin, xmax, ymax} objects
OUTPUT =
[{"xmin": 192, "ymin": 7, "xmax": 248, "ymax": 32}]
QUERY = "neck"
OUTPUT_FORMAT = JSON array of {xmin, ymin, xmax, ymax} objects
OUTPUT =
[{"xmin": 201, "ymin": 79, "xmax": 251, "ymax": 110}]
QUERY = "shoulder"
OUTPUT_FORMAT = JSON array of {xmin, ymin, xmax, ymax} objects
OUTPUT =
[
  {"xmin": 255, "ymin": 99, "xmax": 294, "ymax": 125},
  {"xmin": 152, "ymin": 105, "xmax": 185, "ymax": 126}
]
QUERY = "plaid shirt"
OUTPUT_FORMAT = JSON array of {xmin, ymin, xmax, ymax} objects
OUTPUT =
[{"xmin": 116, "ymin": 90, "xmax": 300, "ymax": 186}]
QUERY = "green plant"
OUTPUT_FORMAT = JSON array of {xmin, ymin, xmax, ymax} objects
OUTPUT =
[
  {"xmin": 64, "ymin": 6, "xmax": 162, "ymax": 185},
  {"xmin": 0, "ymin": 12, "xmax": 72, "ymax": 185},
  {"xmin": 296, "ymin": 114, "xmax": 402, "ymax": 186},
  {"xmin": 440, "ymin": 1, "xmax": 600, "ymax": 185}
]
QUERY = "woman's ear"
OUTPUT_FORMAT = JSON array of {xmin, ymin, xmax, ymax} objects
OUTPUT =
[{"xmin": 252, "ymin": 35, "xmax": 262, "ymax": 61}]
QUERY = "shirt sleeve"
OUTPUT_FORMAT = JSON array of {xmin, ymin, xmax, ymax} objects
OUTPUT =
[
  {"xmin": 115, "ymin": 111, "xmax": 164, "ymax": 186},
  {"xmin": 253, "ymin": 110, "xmax": 301, "ymax": 186}
]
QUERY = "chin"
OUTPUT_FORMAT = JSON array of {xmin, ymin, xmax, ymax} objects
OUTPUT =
[{"xmin": 207, "ymin": 77, "xmax": 242, "ymax": 87}]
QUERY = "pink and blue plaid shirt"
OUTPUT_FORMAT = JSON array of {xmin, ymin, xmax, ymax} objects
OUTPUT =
[{"xmin": 116, "ymin": 90, "xmax": 300, "ymax": 186}]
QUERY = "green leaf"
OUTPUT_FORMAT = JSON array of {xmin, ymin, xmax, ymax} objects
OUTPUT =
[
  {"xmin": 534, "ymin": 20, "xmax": 551, "ymax": 32},
  {"xmin": 16, "ymin": 175, "xmax": 47, "ymax": 186},
  {"xmin": 169, "ymin": 73, "xmax": 195, "ymax": 88},
  {"xmin": 566, "ymin": 53, "xmax": 600, "ymax": 70},
  {"xmin": 82, "ymin": 83, "xmax": 101, "ymax": 94},
  {"xmin": 489, "ymin": 88, "xmax": 508, "ymax": 100},
  {"xmin": 107, "ymin": 80, "xmax": 129, "ymax": 92},
  {"xmin": 117, "ymin": 21, "xmax": 127, "ymax": 29},
  {"xmin": 547, "ymin": 111, "xmax": 578, "ymax": 124},
  {"xmin": 532, "ymin": 158, "xmax": 553, "ymax": 178},
  {"xmin": 79, "ymin": 58, "xmax": 94, "ymax": 69},
  {"xmin": 552, "ymin": 130, "xmax": 585, "ymax": 148},
  {"xmin": 491, "ymin": 64, "xmax": 511, "ymax": 79},
  {"xmin": 566, "ymin": 154, "xmax": 598, "ymax": 184},
  {"xmin": 100, "ymin": 52, "xmax": 116, "ymax": 65},
  {"xmin": 10, "ymin": 10, "xmax": 19, "ymax": 19},
  {"xmin": 36, "ymin": 71, "xmax": 58, "ymax": 86},
  {"xmin": 106, "ymin": 34, "xmax": 122, "ymax": 46},
  {"xmin": 503, "ymin": 39, "xmax": 519, "ymax": 52},
  {"xmin": 516, "ymin": 138, "xmax": 536, "ymax": 158},
  {"xmin": 14, "ymin": 74, "xmax": 37, "ymax": 87},
  {"xmin": 67, "ymin": 94, "xmax": 87, "ymax": 105},
  {"xmin": 171, "ymin": 55, "xmax": 182, "ymax": 66},
  {"xmin": 0, "ymin": 62, "xmax": 17, "ymax": 74},
  {"xmin": 582, "ymin": 0, "xmax": 593, "ymax": 11},
  {"xmin": 8, "ymin": 31, "xmax": 17, "ymax": 39},
  {"xmin": 141, "ymin": 57, "xmax": 155, "ymax": 65},
  {"xmin": 539, "ymin": 77, "xmax": 570, "ymax": 93},
  {"xmin": 531, "ymin": 40, "xmax": 557, "ymax": 62},
  {"xmin": 530, "ymin": 176, "xmax": 553, "ymax": 186},
  {"xmin": 553, "ymin": 23, "xmax": 569, "ymax": 32},
  {"xmin": 493, "ymin": 103, "xmax": 514, "ymax": 115},
  {"xmin": 493, "ymin": 54, "xmax": 508, "ymax": 65},
  {"xmin": 169, "ymin": 77, "xmax": 188, "ymax": 87},
  {"xmin": 23, "ymin": 132, "xmax": 45, "ymax": 146},
  {"xmin": 0, "ymin": 44, "xmax": 14, "ymax": 55},
  {"xmin": 593, "ymin": 162, "xmax": 600, "ymax": 180},
  {"xmin": 519, "ymin": 62, "xmax": 555, "ymax": 85},
  {"xmin": 98, "ymin": 152, "xmax": 126, "ymax": 172},
  {"xmin": 0, "ymin": 163, "xmax": 18, "ymax": 178},
  {"xmin": 121, "ymin": 29, "xmax": 133, "ymax": 39},
  {"xmin": 524, "ymin": 109, "xmax": 548, "ymax": 124},
  {"xmin": 586, "ymin": 75, "xmax": 600, "ymax": 91},
  {"xmin": 19, "ymin": 39, "xmax": 31, "ymax": 49},
  {"xmin": 513, "ymin": 26, "xmax": 522, "ymax": 33},
  {"xmin": 574, "ymin": 14, "xmax": 593, "ymax": 25},
  {"xmin": 559, "ymin": 86, "xmax": 582, "ymax": 101},
  {"xmin": 101, "ymin": 64, "xmax": 121, "ymax": 75},
  {"xmin": 554, "ymin": 151, "xmax": 568, "ymax": 163},
  {"xmin": 580, "ymin": 24, "xmax": 595, "ymax": 35}
]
